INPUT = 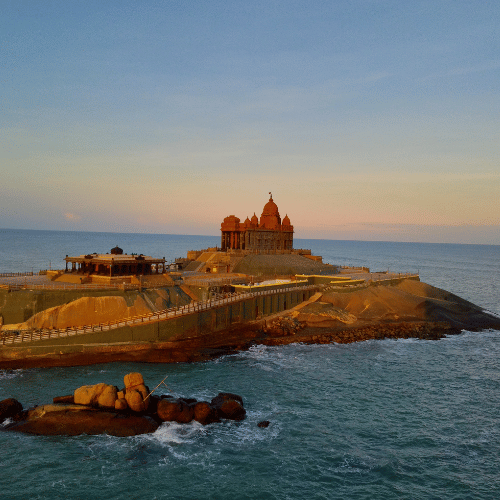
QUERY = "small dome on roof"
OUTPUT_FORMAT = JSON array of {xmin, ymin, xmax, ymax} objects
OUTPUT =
[
  {"xmin": 110, "ymin": 246, "xmax": 123, "ymax": 255},
  {"xmin": 251, "ymin": 213, "xmax": 258, "ymax": 225},
  {"xmin": 283, "ymin": 214, "xmax": 291, "ymax": 225}
]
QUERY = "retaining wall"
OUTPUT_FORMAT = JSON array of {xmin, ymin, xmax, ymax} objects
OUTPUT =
[{"xmin": 6, "ymin": 287, "xmax": 317, "ymax": 349}]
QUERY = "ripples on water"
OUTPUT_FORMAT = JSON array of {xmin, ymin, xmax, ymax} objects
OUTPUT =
[
  {"xmin": 1, "ymin": 334, "xmax": 500, "ymax": 499},
  {"xmin": 0, "ymin": 230, "xmax": 499, "ymax": 498}
]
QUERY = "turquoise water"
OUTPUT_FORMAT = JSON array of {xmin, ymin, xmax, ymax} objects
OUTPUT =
[{"xmin": 0, "ymin": 230, "xmax": 499, "ymax": 499}]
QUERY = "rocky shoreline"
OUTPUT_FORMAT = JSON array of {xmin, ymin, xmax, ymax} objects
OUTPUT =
[{"xmin": 0, "ymin": 280, "xmax": 499, "ymax": 369}]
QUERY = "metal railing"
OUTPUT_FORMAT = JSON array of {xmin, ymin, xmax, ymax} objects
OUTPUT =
[
  {"xmin": 0, "ymin": 272, "xmax": 34, "ymax": 278},
  {"xmin": 0, "ymin": 284, "xmax": 318, "ymax": 346},
  {"xmin": 322, "ymin": 273, "xmax": 419, "ymax": 292},
  {"xmin": 0, "ymin": 282, "xmax": 142, "ymax": 292}
]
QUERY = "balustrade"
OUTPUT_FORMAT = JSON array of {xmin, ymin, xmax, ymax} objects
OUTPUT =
[{"xmin": 0, "ymin": 284, "xmax": 318, "ymax": 346}]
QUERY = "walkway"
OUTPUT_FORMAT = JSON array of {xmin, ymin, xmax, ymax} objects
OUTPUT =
[{"xmin": 1, "ymin": 284, "xmax": 317, "ymax": 346}]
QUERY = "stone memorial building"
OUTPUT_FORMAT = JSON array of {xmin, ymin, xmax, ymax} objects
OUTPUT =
[{"xmin": 220, "ymin": 194, "xmax": 294, "ymax": 252}]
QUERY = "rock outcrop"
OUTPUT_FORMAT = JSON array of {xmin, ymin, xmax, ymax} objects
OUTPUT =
[
  {"xmin": 1, "ymin": 373, "xmax": 246, "ymax": 436},
  {"xmin": 270, "ymin": 280, "xmax": 500, "ymax": 336},
  {"xmin": 0, "ymin": 398, "xmax": 23, "ymax": 421},
  {"xmin": 3, "ymin": 296, "xmax": 152, "ymax": 331},
  {"xmin": 210, "ymin": 392, "xmax": 246, "ymax": 421},
  {"xmin": 7, "ymin": 404, "xmax": 159, "ymax": 437}
]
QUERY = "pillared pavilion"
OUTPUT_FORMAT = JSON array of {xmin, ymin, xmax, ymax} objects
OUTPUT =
[
  {"xmin": 64, "ymin": 246, "xmax": 166, "ymax": 277},
  {"xmin": 220, "ymin": 194, "xmax": 294, "ymax": 252}
]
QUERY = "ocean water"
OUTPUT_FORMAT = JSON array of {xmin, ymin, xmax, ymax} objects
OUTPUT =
[{"xmin": 0, "ymin": 229, "xmax": 499, "ymax": 499}]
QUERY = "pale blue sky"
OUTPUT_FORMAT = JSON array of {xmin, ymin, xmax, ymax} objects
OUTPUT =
[{"xmin": 1, "ymin": 0, "xmax": 499, "ymax": 243}]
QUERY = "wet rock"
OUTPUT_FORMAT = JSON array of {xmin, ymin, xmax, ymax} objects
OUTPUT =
[
  {"xmin": 146, "ymin": 394, "xmax": 160, "ymax": 416},
  {"xmin": 0, "ymin": 398, "xmax": 23, "ymax": 421},
  {"xmin": 178, "ymin": 397, "xmax": 197, "ymax": 405},
  {"xmin": 211, "ymin": 393, "xmax": 246, "ymax": 421},
  {"xmin": 6, "ymin": 404, "xmax": 159, "ymax": 437},
  {"xmin": 211, "ymin": 392, "xmax": 243, "ymax": 406},
  {"xmin": 257, "ymin": 420, "xmax": 270, "ymax": 428},
  {"xmin": 3, "ymin": 371, "xmax": 248, "ymax": 436},
  {"xmin": 175, "ymin": 401, "xmax": 194, "ymax": 424},
  {"xmin": 193, "ymin": 402, "xmax": 219, "ymax": 425},
  {"xmin": 157, "ymin": 399, "xmax": 182, "ymax": 422}
]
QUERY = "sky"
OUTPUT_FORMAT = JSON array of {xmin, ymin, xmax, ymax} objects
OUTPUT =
[{"xmin": 1, "ymin": 0, "xmax": 499, "ymax": 244}]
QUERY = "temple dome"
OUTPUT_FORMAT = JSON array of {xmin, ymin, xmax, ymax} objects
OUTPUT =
[
  {"xmin": 261, "ymin": 195, "xmax": 280, "ymax": 218},
  {"xmin": 283, "ymin": 214, "xmax": 291, "ymax": 226},
  {"xmin": 260, "ymin": 194, "xmax": 281, "ymax": 229},
  {"xmin": 251, "ymin": 213, "xmax": 258, "ymax": 225}
]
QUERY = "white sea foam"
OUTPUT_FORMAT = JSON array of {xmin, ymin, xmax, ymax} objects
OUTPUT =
[
  {"xmin": 0, "ymin": 368, "xmax": 25, "ymax": 380},
  {"xmin": 147, "ymin": 421, "xmax": 205, "ymax": 445},
  {"xmin": 1, "ymin": 417, "xmax": 13, "ymax": 427},
  {"xmin": 235, "ymin": 344, "xmax": 290, "ymax": 371}
]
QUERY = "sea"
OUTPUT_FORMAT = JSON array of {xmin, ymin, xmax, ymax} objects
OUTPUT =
[{"xmin": 0, "ymin": 228, "xmax": 499, "ymax": 500}]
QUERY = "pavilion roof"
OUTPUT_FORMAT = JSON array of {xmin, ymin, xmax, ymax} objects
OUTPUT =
[{"xmin": 65, "ymin": 254, "xmax": 165, "ymax": 263}]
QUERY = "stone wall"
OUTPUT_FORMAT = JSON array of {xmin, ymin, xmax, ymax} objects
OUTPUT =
[{"xmin": 5, "ymin": 288, "xmax": 317, "ymax": 349}]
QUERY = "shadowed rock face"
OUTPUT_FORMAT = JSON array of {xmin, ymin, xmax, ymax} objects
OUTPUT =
[
  {"xmin": 210, "ymin": 393, "xmax": 246, "ymax": 421},
  {"xmin": 0, "ymin": 398, "xmax": 23, "ymax": 421},
  {"xmin": 5, "ymin": 405, "xmax": 159, "ymax": 437}
]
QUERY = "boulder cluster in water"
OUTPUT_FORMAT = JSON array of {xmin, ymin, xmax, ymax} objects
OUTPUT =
[{"xmin": 0, "ymin": 372, "xmax": 246, "ymax": 436}]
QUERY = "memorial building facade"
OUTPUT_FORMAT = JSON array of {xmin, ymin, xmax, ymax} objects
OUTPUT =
[{"xmin": 220, "ymin": 194, "xmax": 294, "ymax": 252}]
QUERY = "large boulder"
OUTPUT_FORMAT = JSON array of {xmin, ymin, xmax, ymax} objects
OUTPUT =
[
  {"xmin": 210, "ymin": 393, "xmax": 246, "ymax": 421},
  {"xmin": 97, "ymin": 385, "xmax": 118, "ymax": 409},
  {"xmin": 175, "ymin": 401, "xmax": 194, "ymax": 424},
  {"xmin": 124, "ymin": 372, "xmax": 144, "ymax": 389},
  {"xmin": 124, "ymin": 373, "xmax": 149, "ymax": 412},
  {"xmin": 125, "ymin": 389, "xmax": 147, "ymax": 413},
  {"xmin": 5, "ymin": 404, "xmax": 159, "ymax": 437},
  {"xmin": 193, "ymin": 402, "xmax": 219, "ymax": 425},
  {"xmin": 0, "ymin": 398, "xmax": 23, "ymax": 421},
  {"xmin": 74, "ymin": 383, "xmax": 118, "ymax": 408},
  {"xmin": 157, "ymin": 399, "xmax": 183, "ymax": 422}
]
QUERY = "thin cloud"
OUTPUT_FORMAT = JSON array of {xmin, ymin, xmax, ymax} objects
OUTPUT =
[
  {"xmin": 420, "ymin": 60, "xmax": 500, "ymax": 81},
  {"xmin": 64, "ymin": 212, "xmax": 81, "ymax": 221}
]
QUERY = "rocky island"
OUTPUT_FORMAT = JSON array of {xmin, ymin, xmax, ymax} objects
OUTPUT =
[
  {"xmin": 1, "ymin": 195, "xmax": 499, "ymax": 369},
  {"xmin": 1, "ymin": 372, "xmax": 246, "ymax": 436}
]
